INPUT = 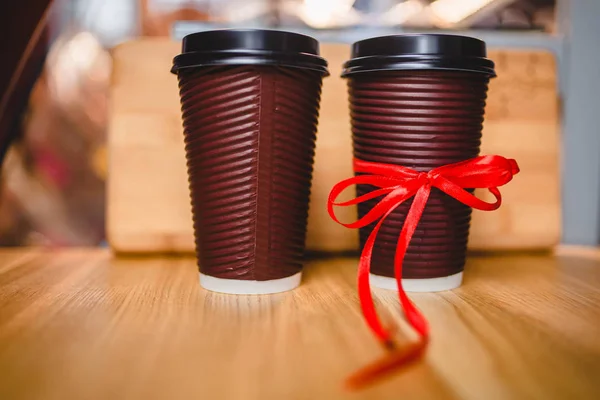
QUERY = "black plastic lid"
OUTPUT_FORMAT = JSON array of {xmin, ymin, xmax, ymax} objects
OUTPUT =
[
  {"xmin": 342, "ymin": 34, "xmax": 495, "ymax": 77},
  {"xmin": 171, "ymin": 29, "xmax": 329, "ymax": 76}
]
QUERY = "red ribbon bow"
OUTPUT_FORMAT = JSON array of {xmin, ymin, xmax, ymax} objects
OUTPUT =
[{"xmin": 328, "ymin": 155, "xmax": 519, "ymax": 388}]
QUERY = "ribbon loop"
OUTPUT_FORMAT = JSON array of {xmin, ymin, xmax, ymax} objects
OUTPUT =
[{"xmin": 328, "ymin": 155, "xmax": 519, "ymax": 388}]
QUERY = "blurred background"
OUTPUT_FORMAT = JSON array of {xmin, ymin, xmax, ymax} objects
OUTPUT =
[{"xmin": 0, "ymin": 0, "xmax": 597, "ymax": 250}]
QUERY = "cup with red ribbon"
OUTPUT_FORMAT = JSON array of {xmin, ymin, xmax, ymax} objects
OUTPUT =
[{"xmin": 328, "ymin": 34, "xmax": 519, "ymax": 388}]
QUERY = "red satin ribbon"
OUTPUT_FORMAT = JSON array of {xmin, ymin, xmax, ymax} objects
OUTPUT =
[{"xmin": 328, "ymin": 155, "xmax": 519, "ymax": 388}]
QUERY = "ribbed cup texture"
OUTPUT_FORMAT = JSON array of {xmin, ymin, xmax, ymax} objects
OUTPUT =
[
  {"xmin": 349, "ymin": 71, "xmax": 490, "ymax": 279},
  {"xmin": 178, "ymin": 66, "xmax": 323, "ymax": 281}
]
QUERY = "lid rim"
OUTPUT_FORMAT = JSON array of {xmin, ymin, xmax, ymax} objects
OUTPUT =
[
  {"xmin": 341, "ymin": 66, "xmax": 496, "ymax": 77},
  {"xmin": 172, "ymin": 50, "xmax": 329, "ymax": 76}
]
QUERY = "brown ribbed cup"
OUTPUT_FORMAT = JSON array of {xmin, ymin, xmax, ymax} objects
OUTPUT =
[
  {"xmin": 349, "ymin": 70, "xmax": 490, "ymax": 279},
  {"xmin": 178, "ymin": 66, "xmax": 323, "ymax": 281}
]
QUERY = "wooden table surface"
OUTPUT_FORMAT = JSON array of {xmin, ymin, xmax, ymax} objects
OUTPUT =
[{"xmin": 0, "ymin": 249, "xmax": 599, "ymax": 400}]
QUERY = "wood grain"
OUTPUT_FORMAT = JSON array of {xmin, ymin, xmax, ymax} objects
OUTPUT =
[
  {"xmin": 0, "ymin": 249, "xmax": 599, "ymax": 400},
  {"xmin": 107, "ymin": 40, "xmax": 560, "ymax": 254}
]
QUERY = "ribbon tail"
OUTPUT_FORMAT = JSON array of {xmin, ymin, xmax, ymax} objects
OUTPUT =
[
  {"xmin": 347, "ymin": 185, "xmax": 432, "ymax": 390},
  {"xmin": 345, "ymin": 337, "xmax": 427, "ymax": 390},
  {"xmin": 395, "ymin": 185, "xmax": 431, "ymax": 338},
  {"xmin": 357, "ymin": 216, "xmax": 394, "ymax": 344}
]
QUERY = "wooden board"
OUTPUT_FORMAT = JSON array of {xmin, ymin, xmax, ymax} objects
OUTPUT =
[
  {"xmin": 0, "ymin": 249, "xmax": 599, "ymax": 399},
  {"xmin": 107, "ymin": 39, "xmax": 560, "ymax": 253}
]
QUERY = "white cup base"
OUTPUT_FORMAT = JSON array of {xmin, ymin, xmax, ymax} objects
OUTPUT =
[
  {"xmin": 199, "ymin": 272, "xmax": 302, "ymax": 295},
  {"xmin": 369, "ymin": 272, "xmax": 463, "ymax": 293}
]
